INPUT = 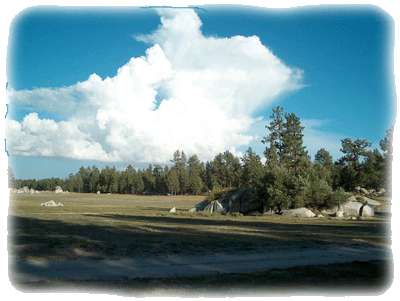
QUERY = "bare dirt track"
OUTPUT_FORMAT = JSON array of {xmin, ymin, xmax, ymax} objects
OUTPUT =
[{"xmin": 11, "ymin": 246, "xmax": 391, "ymax": 283}]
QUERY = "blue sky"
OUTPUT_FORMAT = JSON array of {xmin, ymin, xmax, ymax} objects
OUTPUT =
[{"xmin": 5, "ymin": 4, "xmax": 397, "ymax": 180}]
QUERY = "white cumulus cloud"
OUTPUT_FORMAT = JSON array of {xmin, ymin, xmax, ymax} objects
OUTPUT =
[{"xmin": 6, "ymin": 9, "xmax": 304, "ymax": 164}]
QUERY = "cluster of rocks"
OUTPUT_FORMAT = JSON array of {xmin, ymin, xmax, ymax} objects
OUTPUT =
[
  {"xmin": 41, "ymin": 200, "xmax": 63, "ymax": 207},
  {"xmin": 55, "ymin": 186, "xmax": 69, "ymax": 194},
  {"xmin": 10, "ymin": 187, "xmax": 41, "ymax": 194},
  {"xmin": 189, "ymin": 188, "xmax": 382, "ymax": 218},
  {"xmin": 10, "ymin": 186, "xmax": 69, "ymax": 194},
  {"xmin": 355, "ymin": 186, "xmax": 386, "ymax": 197}
]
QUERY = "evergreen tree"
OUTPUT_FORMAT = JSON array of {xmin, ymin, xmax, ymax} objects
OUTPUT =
[
  {"xmin": 133, "ymin": 170, "xmax": 145, "ymax": 194},
  {"xmin": 153, "ymin": 164, "xmax": 167, "ymax": 194},
  {"xmin": 262, "ymin": 107, "xmax": 308, "ymax": 171},
  {"xmin": 166, "ymin": 168, "xmax": 180, "ymax": 195},
  {"xmin": 339, "ymin": 137, "xmax": 372, "ymax": 191},
  {"xmin": 340, "ymin": 138, "xmax": 372, "ymax": 168},
  {"xmin": 262, "ymin": 106, "xmax": 284, "ymax": 166},
  {"xmin": 359, "ymin": 149, "xmax": 385, "ymax": 189},
  {"xmin": 171, "ymin": 150, "xmax": 189, "ymax": 194},
  {"xmin": 118, "ymin": 169, "xmax": 132, "ymax": 194},
  {"xmin": 314, "ymin": 148, "xmax": 333, "ymax": 186},
  {"xmin": 280, "ymin": 112, "xmax": 308, "ymax": 172},
  {"xmin": 222, "ymin": 150, "xmax": 242, "ymax": 188},
  {"xmin": 143, "ymin": 165, "xmax": 156, "ymax": 194},
  {"xmin": 88, "ymin": 166, "xmax": 100, "ymax": 193},
  {"xmin": 314, "ymin": 148, "xmax": 333, "ymax": 169},
  {"xmin": 241, "ymin": 147, "xmax": 265, "ymax": 188},
  {"xmin": 187, "ymin": 154, "xmax": 204, "ymax": 195}
]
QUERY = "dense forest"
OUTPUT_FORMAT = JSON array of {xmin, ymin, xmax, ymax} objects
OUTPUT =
[{"xmin": 8, "ymin": 107, "xmax": 394, "ymax": 209}]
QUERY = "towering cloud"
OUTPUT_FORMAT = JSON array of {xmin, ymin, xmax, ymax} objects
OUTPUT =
[{"xmin": 6, "ymin": 9, "xmax": 303, "ymax": 163}]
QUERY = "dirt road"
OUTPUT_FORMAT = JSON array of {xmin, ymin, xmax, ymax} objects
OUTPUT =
[{"xmin": 10, "ymin": 246, "xmax": 392, "ymax": 284}]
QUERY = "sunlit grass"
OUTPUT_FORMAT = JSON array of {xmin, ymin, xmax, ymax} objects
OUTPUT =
[{"xmin": 8, "ymin": 192, "xmax": 391, "ymax": 262}]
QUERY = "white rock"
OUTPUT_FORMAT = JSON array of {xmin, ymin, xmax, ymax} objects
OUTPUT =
[
  {"xmin": 189, "ymin": 200, "xmax": 208, "ymax": 212},
  {"xmin": 41, "ymin": 200, "xmax": 63, "ymax": 207},
  {"xmin": 54, "ymin": 186, "xmax": 63, "ymax": 193},
  {"xmin": 97, "ymin": 191, "xmax": 101, "ymax": 194},
  {"xmin": 213, "ymin": 200, "xmax": 227, "ymax": 214},
  {"xmin": 339, "ymin": 201, "xmax": 374, "ymax": 217},
  {"xmin": 169, "ymin": 207, "xmax": 176, "ymax": 213},
  {"xmin": 281, "ymin": 208, "xmax": 316, "ymax": 218},
  {"xmin": 335, "ymin": 210, "xmax": 344, "ymax": 218},
  {"xmin": 204, "ymin": 202, "xmax": 214, "ymax": 212}
]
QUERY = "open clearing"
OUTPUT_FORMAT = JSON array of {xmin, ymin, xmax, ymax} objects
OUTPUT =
[{"xmin": 8, "ymin": 192, "xmax": 393, "ymax": 295}]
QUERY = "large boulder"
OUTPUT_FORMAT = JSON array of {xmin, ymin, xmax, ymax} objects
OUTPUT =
[
  {"xmin": 54, "ymin": 186, "xmax": 63, "ymax": 193},
  {"xmin": 335, "ymin": 210, "xmax": 344, "ymax": 218},
  {"xmin": 339, "ymin": 201, "xmax": 374, "ymax": 217},
  {"xmin": 189, "ymin": 188, "xmax": 261, "ymax": 214},
  {"xmin": 41, "ymin": 200, "xmax": 63, "ymax": 207},
  {"xmin": 213, "ymin": 200, "xmax": 227, "ymax": 214},
  {"xmin": 281, "ymin": 208, "xmax": 316, "ymax": 218},
  {"xmin": 219, "ymin": 188, "xmax": 260, "ymax": 214},
  {"xmin": 189, "ymin": 200, "xmax": 208, "ymax": 212},
  {"xmin": 17, "ymin": 186, "xmax": 30, "ymax": 194}
]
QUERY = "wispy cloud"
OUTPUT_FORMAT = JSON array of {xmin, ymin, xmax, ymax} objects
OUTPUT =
[{"xmin": 6, "ymin": 9, "xmax": 304, "ymax": 163}]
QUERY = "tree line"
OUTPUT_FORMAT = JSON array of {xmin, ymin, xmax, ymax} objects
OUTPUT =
[{"xmin": 8, "ymin": 106, "xmax": 394, "ymax": 208}]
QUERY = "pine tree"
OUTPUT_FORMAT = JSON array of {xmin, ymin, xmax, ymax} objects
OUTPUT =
[
  {"xmin": 88, "ymin": 166, "xmax": 100, "ymax": 193},
  {"xmin": 171, "ymin": 150, "xmax": 189, "ymax": 194},
  {"xmin": 143, "ymin": 165, "xmax": 155, "ymax": 194},
  {"xmin": 133, "ymin": 170, "xmax": 145, "ymax": 194},
  {"xmin": 262, "ymin": 107, "xmax": 308, "ymax": 172},
  {"xmin": 340, "ymin": 138, "xmax": 372, "ymax": 168},
  {"xmin": 359, "ymin": 149, "xmax": 385, "ymax": 189},
  {"xmin": 153, "ymin": 164, "xmax": 167, "ymax": 194},
  {"xmin": 314, "ymin": 148, "xmax": 333, "ymax": 186},
  {"xmin": 262, "ymin": 106, "xmax": 284, "ymax": 166},
  {"xmin": 314, "ymin": 148, "xmax": 333, "ymax": 169},
  {"xmin": 222, "ymin": 150, "xmax": 242, "ymax": 189},
  {"xmin": 339, "ymin": 138, "xmax": 372, "ymax": 191},
  {"xmin": 241, "ymin": 147, "xmax": 265, "ymax": 188},
  {"xmin": 187, "ymin": 155, "xmax": 204, "ymax": 195},
  {"xmin": 281, "ymin": 112, "xmax": 308, "ymax": 172},
  {"xmin": 166, "ymin": 168, "xmax": 180, "ymax": 195}
]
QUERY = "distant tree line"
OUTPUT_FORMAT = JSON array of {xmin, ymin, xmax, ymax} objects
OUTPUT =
[{"xmin": 8, "ymin": 106, "xmax": 394, "ymax": 208}]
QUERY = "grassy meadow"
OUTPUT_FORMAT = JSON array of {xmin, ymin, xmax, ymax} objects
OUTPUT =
[{"xmin": 9, "ymin": 192, "xmax": 391, "ymax": 262}]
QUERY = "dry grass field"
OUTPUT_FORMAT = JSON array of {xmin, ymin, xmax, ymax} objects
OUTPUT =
[
  {"xmin": 9, "ymin": 192, "xmax": 391, "ymax": 261},
  {"xmin": 8, "ymin": 192, "xmax": 393, "ymax": 295}
]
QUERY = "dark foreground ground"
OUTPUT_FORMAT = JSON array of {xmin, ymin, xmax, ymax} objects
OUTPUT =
[{"xmin": 16, "ymin": 260, "xmax": 392, "ymax": 297}]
